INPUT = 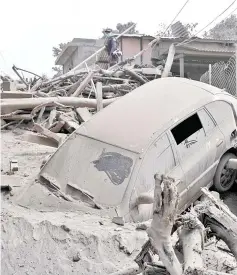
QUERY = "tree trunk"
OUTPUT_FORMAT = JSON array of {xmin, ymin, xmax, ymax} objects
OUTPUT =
[
  {"xmin": 178, "ymin": 212, "xmax": 205, "ymax": 274},
  {"xmin": 146, "ymin": 174, "xmax": 183, "ymax": 275}
]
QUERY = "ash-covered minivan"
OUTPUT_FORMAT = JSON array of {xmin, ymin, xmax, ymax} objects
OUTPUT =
[{"xmin": 39, "ymin": 77, "xmax": 237, "ymax": 222}]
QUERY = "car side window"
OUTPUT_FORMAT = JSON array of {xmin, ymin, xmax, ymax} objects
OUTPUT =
[
  {"xmin": 171, "ymin": 113, "xmax": 205, "ymax": 159},
  {"xmin": 197, "ymin": 108, "xmax": 216, "ymax": 135}
]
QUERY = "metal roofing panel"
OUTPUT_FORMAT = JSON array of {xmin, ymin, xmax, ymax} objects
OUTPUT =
[{"xmin": 180, "ymin": 44, "xmax": 235, "ymax": 53}]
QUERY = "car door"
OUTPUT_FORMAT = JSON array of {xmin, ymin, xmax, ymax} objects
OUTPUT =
[
  {"xmin": 197, "ymin": 107, "xmax": 225, "ymax": 186},
  {"xmin": 205, "ymin": 100, "xmax": 237, "ymax": 150},
  {"xmin": 169, "ymin": 110, "xmax": 225, "ymax": 205},
  {"xmin": 129, "ymin": 133, "xmax": 185, "ymax": 221}
]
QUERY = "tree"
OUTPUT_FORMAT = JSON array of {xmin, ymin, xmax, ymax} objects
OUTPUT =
[
  {"xmin": 52, "ymin": 66, "xmax": 63, "ymax": 78},
  {"xmin": 115, "ymin": 21, "xmax": 138, "ymax": 34},
  {"xmin": 204, "ymin": 14, "xmax": 237, "ymax": 40},
  {"xmin": 52, "ymin": 43, "xmax": 68, "ymax": 57},
  {"xmin": 52, "ymin": 42, "xmax": 68, "ymax": 77},
  {"xmin": 102, "ymin": 21, "xmax": 139, "ymax": 36}
]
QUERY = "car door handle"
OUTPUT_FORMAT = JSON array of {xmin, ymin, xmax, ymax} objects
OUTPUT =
[{"xmin": 216, "ymin": 139, "xmax": 224, "ymax": 147}]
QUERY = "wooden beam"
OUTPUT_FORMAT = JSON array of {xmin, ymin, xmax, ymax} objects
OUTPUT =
[
  {"xmin": 96, "ymin": 82, "xmax": 103, "ymax": 112},
  {"xmin": 162, "ymin": 44, "xmax": 176, "ymax": 78},
  {"xmin": 173, "ymin": 53, "xmax": 185, "ymax": 61},
  {"xmin": 0, "ymin": 92, "xmax": 33, "ymax": 99},
  {"xmin": 71, "ymin": 72, "xmax": 94, "ymax": 97},
  {"xmin": 1, "ymin": 97, "xmax": 117, "ymax": 114}
]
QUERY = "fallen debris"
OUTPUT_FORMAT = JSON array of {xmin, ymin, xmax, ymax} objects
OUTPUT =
[
  {"xmin": 22, "ymin": 133, "xmax": 58, "ymax": 148},
  {"xmin": 120, "ymin": 174, "xmax": 237, "ymax": 275},
  {"xmin": 0, "ymin": 91, "xmax": 33, "ymax": 99},
  {"xmin": 1, "ymin": 184, "xmax": 12, "ymax": 192},
  {"xmin": 76, "ymin": 107, "xmax": 92, "ymax": 122},
  {"xmin": 112, "ymin": 217, "xmax": 125, "ymax": 226},
  {"xmin": 10, "ymin": 159, "xmax": 18, "ymax": 173},
  {"xmin": 1, "ymin": 59, "xmax": 162, "ymax": 142}
]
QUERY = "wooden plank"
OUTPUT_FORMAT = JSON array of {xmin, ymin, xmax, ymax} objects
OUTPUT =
[
  {"xmin": 162, "ymin": 44, "xmax": 176, "ymax": 78},
  {"xmin": 96, "ymin": 82, "xmax": 103, "ymax": 112},
  {"xmin": 124, "ymin": 69, "xmax": 147, "ymax": 84},
  {"xmin": 58, "ymin": 113, "xmax": 80, "ymax": 133},
  {"xmin": 48, "ymin": 121, "xmax": 65, "ymax": 133},
  {"xmin": 22, "ymin": 133, "xmax": 58, "ymax": 147},
  {"xmin": 0, "ymin": 91, "xmax": 33, "ymax": 99},
  {"xmin": 1, "ymin": 97, "xmax": 118, "ymax": 114},
  {"xmin": 34, "ymin": 123, "xmax": 62, "ymax": 145},
  {"xmin": 71, "ymin": 72, "xmax": 94, "ymax": 97},
  {"xmin": 4, "ymin": 114, "xmax": 32, "ymax": 121}
]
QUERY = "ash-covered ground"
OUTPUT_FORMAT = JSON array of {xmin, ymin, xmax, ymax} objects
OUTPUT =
[{"xmin": 1, "ymin": 130, "xmax": 237, "ymax": 275}]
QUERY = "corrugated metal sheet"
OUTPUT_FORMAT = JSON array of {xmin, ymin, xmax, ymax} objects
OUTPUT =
[
  {"xmin": 180, "ymin": 44, "xmax": 235, "ymax": 53},
  {"xmin": 160, "ymin": 37, "xmax": 237, "ymax": 43},
  {"xmin": 118, "ymin": 34, "xmax": 154, "ymax": 39}
]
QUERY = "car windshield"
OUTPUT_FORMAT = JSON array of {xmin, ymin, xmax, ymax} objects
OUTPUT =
[{"xmin": 40, "ymin": 134, "xmax": 138, "ymax": 206}]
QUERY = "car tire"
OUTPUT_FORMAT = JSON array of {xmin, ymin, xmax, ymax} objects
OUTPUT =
[{"xmin": 213, "ymin": 153, "xmax": 237, "ymax": 193}]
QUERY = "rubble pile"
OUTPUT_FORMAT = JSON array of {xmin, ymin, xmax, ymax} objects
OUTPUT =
[{"xmin": 1, "ymin": 65, "xmax": 161, "ymax": 146}]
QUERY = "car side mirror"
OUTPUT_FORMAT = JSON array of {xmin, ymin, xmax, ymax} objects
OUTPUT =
[{"xmin": 135, "ymin": 192, "xmax": 154, "ymax": 206}]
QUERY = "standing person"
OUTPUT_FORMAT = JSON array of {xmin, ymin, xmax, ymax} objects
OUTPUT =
[{"xmin": 96, "ymin": 28, "xmax": 122, "ymax": 69}]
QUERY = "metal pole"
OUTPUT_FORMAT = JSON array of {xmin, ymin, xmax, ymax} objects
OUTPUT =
[{"xmin": 209, "ymin": 64, "xmax": 212, "ymax": 85}]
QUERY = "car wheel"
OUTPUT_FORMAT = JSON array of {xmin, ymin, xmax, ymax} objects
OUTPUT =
[{"xmin": 213, "ymin": 153, "xmax": 237, "ymax": 193}]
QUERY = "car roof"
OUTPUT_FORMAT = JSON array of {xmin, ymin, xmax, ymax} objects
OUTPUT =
[{"xmin": 76, "ymin": 77, "xmax": 223, "ymax": 153}]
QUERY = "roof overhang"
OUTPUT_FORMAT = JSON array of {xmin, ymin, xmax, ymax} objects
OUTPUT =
[
  {"xmin": 152, "ymin": 38, "xmax": 236, "ymax": 61},
  {"xmin": 55, "ymin": 43, "xmax": 78, "ymax": 65},
  {"xmin": 159, "ymin": 37, "xmax": 237, "ymax": 44}
]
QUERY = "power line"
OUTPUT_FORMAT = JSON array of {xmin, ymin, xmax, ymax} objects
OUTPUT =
[
  {"xmin": 153, "ymin": 0, "xmax": 191, "ymax": 48},
  {"xmin": 163, "ymin": 0, "xmax": 191, "ymax": 34},
  {"xmin": 110, "ymin": 0, "xmax": 192, "ymax": 70},
  {"xmin": 176, "ymin": 0, "xmax": 237, "ymax": 47}
]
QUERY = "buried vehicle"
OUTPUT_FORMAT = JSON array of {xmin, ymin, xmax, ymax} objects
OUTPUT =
[{"xmin": 39, "ymin": 77, "xmax": 237, "ymax": 222}]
